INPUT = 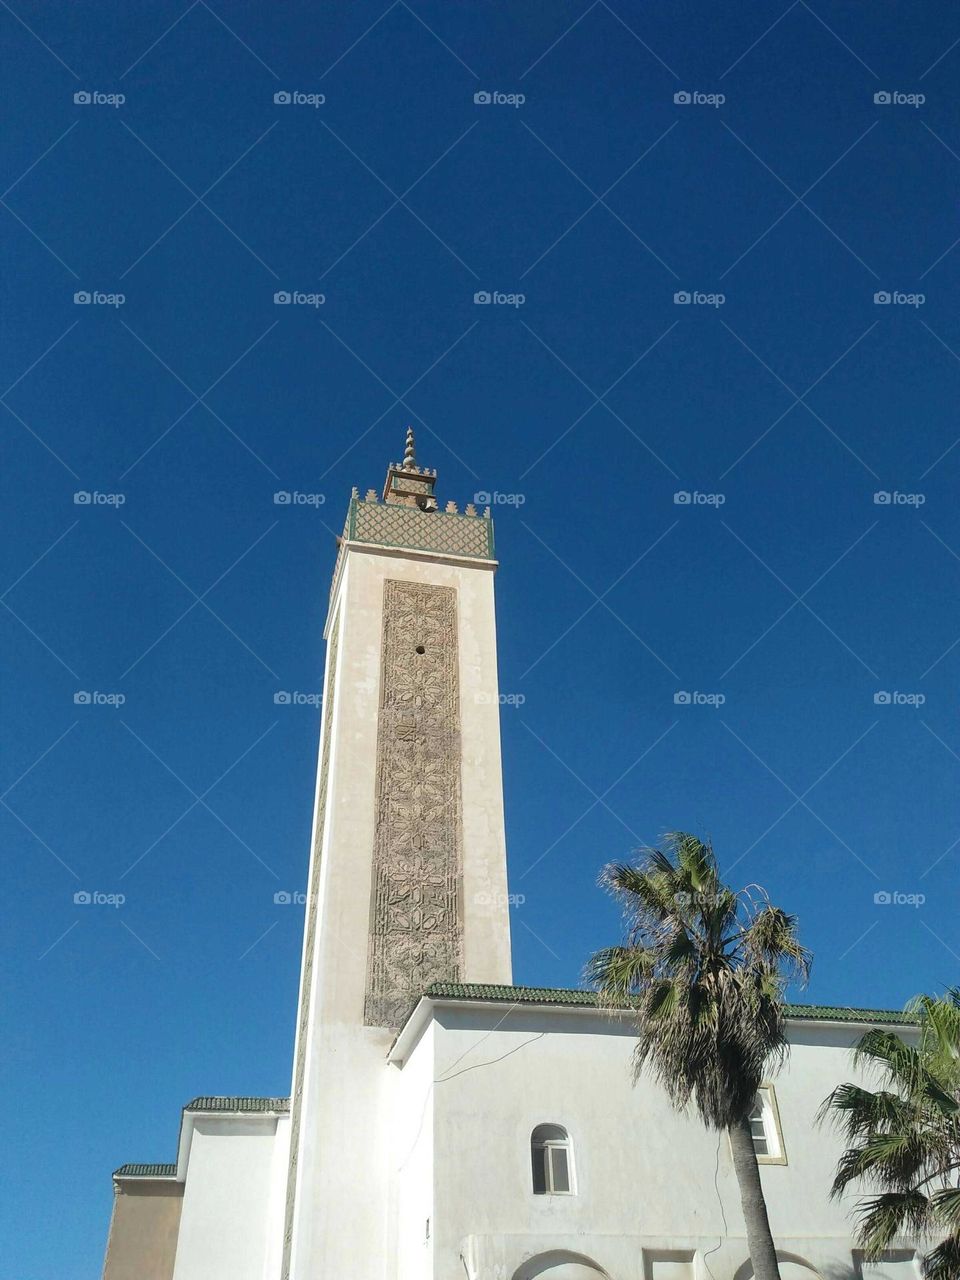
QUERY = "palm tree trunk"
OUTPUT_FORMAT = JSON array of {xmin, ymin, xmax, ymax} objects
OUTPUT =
[{"xmin": 728, "ymin": 1116, "xmax": 782, "ymax": 1280}]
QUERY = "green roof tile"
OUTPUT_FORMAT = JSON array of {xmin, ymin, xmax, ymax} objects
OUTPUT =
[
  {"xmin": 114, "ymin": 1098, "xmax": 290, "ymax": 1178},
  {"xmin": 422, "ymin": 982, "xmax": 915, "ymax": 1025},
  {"xmin": 113, "ymin": 1163, "xmax": 177, "ymax": 1178},
  {"xmin": 184, "ymin": 1096, "xmax": 289, "ymax": 1113}
]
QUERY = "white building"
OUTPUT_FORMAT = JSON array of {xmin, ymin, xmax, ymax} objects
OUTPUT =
[{"xmin": 101, "ymin": 435, "xmax": 920, "ymax": 1280}]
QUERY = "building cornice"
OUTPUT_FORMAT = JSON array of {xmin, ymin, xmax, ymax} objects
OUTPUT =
[{"xmin": 387, "ymin": 983, "xmax": 917, "ymax": 1065}]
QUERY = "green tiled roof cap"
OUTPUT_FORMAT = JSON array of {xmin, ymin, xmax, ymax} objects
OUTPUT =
[
  {"xmin": 185, "ymin": 1096, "xmax": 289, "ymax": 1112},
  {"xmin": 422, "ymin": 982, "xmax": 916, "ymax": 1025},
  {"xmin": 115, "ymin": 1098, "xmax": 290, "ymax": 1176}
]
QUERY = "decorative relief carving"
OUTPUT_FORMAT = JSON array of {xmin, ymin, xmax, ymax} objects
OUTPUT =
[
  {"xmin": 280, "ymin": 608, "xmax": 341, "ymax": 1278},
  {"xmin": 364, "ymin": 580, "xmax": 464, "ymax": 1030}
]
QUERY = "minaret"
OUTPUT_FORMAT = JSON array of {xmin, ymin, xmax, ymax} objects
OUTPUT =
[{"xmin": 281, "ymin": 431, "xmax": 512, "ymax": 1277}]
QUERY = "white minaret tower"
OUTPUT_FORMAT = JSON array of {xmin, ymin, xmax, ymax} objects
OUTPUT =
[{"xmin": 281, "ymin": 430, "xmax": 513, "ymax": 1277}]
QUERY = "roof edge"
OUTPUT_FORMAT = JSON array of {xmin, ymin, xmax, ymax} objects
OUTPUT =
[
  {"xmin": 183, "ymin": 1095, "xmax": 290, "ymax": 1113},
  {"xmin": 113, "ymin": 1162, "xmax": 177, "ymax": 1179},
  {"xmin": 420, "ymin": 982, "xmax": 917, "ymax": 1026}
]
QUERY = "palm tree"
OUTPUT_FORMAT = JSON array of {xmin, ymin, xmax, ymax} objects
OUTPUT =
[
  {"xmin": 820, "ymin": 989, "xmax": 960, "ymax": 1279},
  {"xmin": 586, "ymin": 832, "xmax": 810, "ymax": 1280}
]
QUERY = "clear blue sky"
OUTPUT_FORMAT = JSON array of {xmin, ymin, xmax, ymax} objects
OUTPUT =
[{"xmin": 2, "ymin": 2, "xmax": 959, "ymax": 1275}]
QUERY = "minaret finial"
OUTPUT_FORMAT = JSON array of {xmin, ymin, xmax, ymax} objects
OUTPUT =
[
  {"xmin": 402, "ymin": 426, "xmax": 416, "ymax": 472},
  {"xmin": 383, "ymin": 427, "xmax": 437, "ymax": 505}
]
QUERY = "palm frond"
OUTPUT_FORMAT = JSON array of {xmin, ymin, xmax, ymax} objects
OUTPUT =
[
  {"xmin": 825, "ymin": 990, "xmax": 960, "ymax": 1280},
  {"xmin": 818, "ymin": 1084, "xmax": 913, "ymax": 1139},
  {"xmin": 855, "ymin": 1190, "xmax": 929, "ymax": 1256},
  {"xmin": 922, "ymin": 1233, "xmax": 960, "ymax": 1280},
  {"xmin": 743, "ymin": 905, "xmax": 811, "ymax": 983},
  {"xmin": 587, "ymin": 831, "xmax": 806, "ymax": 1132},
  {"xmin": 930, "ymin": 1187, "xmax": 960, "ymax": 1229},
  {"xmin": 585, "ymin": 944, "xmax": 651, "ymax": 1004}
]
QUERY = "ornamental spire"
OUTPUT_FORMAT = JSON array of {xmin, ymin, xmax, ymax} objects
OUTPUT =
[
  {"xmin": 382, "ymin": 426, "xmax": 438, "ymax": 508},
  {"xmin": 401, "ymin": 426, "xmax": 416, "ymax": 472}
]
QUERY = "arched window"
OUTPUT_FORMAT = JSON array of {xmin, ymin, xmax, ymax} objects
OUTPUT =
[{"xmin": 531, "ymin": 1124, "xmax": 574, "ymax": 1195}]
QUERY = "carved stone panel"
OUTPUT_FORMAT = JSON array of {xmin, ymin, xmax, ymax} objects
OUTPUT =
[{"xmin": 364, "ymin": 580, "xmax": 463, "ymax": 1029}]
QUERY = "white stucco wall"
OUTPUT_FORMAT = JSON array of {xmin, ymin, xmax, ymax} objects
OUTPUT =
[
  {"xmin": 261, "ymin": 1114, "xmax": 290, "ymax": 1280},
  {"xmin": 395, "ymin": 1002, "xmax": 922, "ymax": 1280},
  {"xmin": 171, "ymin": 1117, "xmax": 280, "ymax": 1280},
  {"xmin": 288, "ymin": 541, "xmax": 514, "ymax": 1279},
  {"xmin": 391, "ymin": 1019, "xmax": 436, "ymax": 1280}
]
